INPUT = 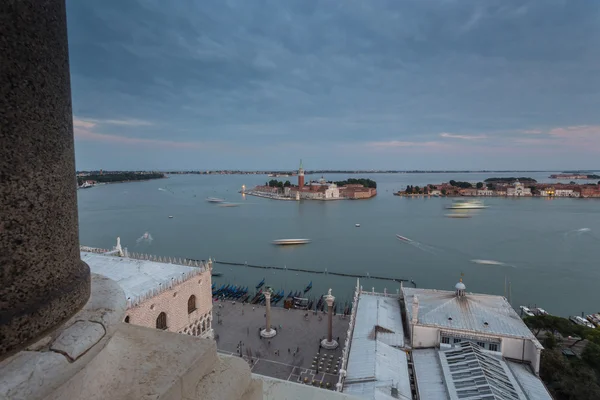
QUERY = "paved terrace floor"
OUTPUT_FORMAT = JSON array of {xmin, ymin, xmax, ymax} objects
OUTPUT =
[{"xmin": 213, "ymin": 300, "xmax": 350, "ymax": 391}]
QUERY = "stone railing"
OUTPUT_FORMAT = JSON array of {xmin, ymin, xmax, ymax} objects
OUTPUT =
[{"xmin": 336, "ymin": 281, "xmax": 361, "ymax": 392}]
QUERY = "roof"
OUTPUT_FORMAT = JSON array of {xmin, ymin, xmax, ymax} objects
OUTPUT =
[
  {"xmin": 402, "ymin": 287, "xmax": 539, "ymax": 342},
  {"xmin": 412, "ymin": 349, "xmax": 450, "ymax": 400},
  {"xmin": 81, "ymin": 252, "xmax": 205, "ymax": 306},
  {"xmin": 344, "ymin": 340, "xmax": 411, "ymax": 400},
  {"xmin": 439, "ymin": 342, "xmax": 527, "ymax": 400},
  {"xmin": 352, "ymin": 294, "xmax": 404, "ymax": 347},
  {"xmin": 344, "ymin": 293, "xmax": 411, "ymax": 400},
  {"xmin": 506, "ymin": 362, "xmax": 552, "ymax": 400},
  {"xmin": 412, "ymin": 344, "xmax": 551, "ymax": 400}
]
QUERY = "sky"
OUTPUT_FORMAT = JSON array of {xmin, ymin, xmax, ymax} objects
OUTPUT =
[{"xmin": 67, "ymin": 0, "xmax": 600, "ymax": 171}]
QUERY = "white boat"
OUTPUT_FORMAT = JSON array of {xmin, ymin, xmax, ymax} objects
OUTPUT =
[
  {"xmin": 168, "ymin": 215, "xmax": 174, "ymax": 219},
  {"xmin": 355, "ymin": 224, "xmax": 360, "ymax": 227},
  {"xmin": 206, "ymin": 197, "xmax": 225, "ymax": 203},
  {"xmin": 520, "ymin": 306, "xmax": 535, "ymax": 317},
  {"xmin": 396, "ymin": 235, "xmax": 412, "ymax": 242},
  {"xmin": 80, "ymin": 181, "xmax": 94, "ymax": 189},
  {"xmin": 471, "ymin": 259, "xmax": 505, "ymax": 266},
  {"xmin": 446, "ymin": 199, "xmax": 488, "ymax": 210},
  {"xmin": 272, "ymin": 239, "xmax": 311, "ymax": 245}
]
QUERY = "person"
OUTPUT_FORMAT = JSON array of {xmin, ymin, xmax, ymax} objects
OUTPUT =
[{"xmin": 288, "ymin": 348, "xmax": 290, "ymax": 353}]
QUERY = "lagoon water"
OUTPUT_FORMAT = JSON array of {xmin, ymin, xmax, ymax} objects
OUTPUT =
[{"xmin": 78, "ymin": 172, "xmax": 600, "ymax": 317}]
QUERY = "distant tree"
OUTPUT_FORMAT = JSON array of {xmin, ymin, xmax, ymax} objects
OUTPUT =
[
  {"xmin": 414, "ymin": 186, "xmax": 420, "ymax": 193},
  {"xmin": 423, "ymin": 186, "xmax": 429, "ymax": 194},
  {"xmin": 405, "ymin": 185, "xmax": 413, "ymax": 194},
  {"xmin": 486, "ymin": 182, "xmax": 495, "ymax": 190},
  {"xmin": 570, "ymin": 181, "xmax": 576, "ymax": 185},
  {"xmin": 582, "ymin": 342, "xmax": 600, "ymax": 370},
  {"xmin": 543, "ymin": 332, "xmax": 557, "ymax": 349},
  {"xmin": 441, "ymin": 189, "xmax": 447, "ymax": 196},
  {"xmin": 284, "ymin": 180, "xmax": 291, "ymax": 187},
  {"xmin": 449, "ymin": 180, "xmax": 457, "ymax": 186},
  {"xmin": 475, "ymin": 182, "xmax": 483, "ymax": 189}
]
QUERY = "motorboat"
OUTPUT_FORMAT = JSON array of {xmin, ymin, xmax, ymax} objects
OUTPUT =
[
  {"xmin": 272, "ymin": 239, "xmax": 311, "ymax": 245},
  {"xmin": 446, "ymin": 199, "xmax": 488, "ymax": 210},
  {"xmin": 206, "ymin": 197, "xmax": 225, "ymax": 203},
  {"xmin": 471, "ymin": 259, "xmax": 505, "ymax": 266},
  {"xmin": 520, "ymin": 306, "xmax": 535, "ymax": 317},
  {"xmin": 355, "ymin": 223, "xmax": 361, "ymax": 227},
  {"xmin": 396, "ymin": 234, "xmax": 412, "ymax": 242},
  {"xmin": 79, "ymin": 181, "xmax": 94, "ymax": 189},
  {"xmin": 168, "ymin": 215, "xmax": 174, "ymax": 219}
]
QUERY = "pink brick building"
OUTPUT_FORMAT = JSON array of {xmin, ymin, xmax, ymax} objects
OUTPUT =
[{"xmin": 82, "ymin": 251, "xmax": 214, "ymax": 338}]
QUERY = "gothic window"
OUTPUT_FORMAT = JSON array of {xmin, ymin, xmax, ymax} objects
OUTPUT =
[
  {"xmin": 202, "ymin": 320, "xmax": 206, "ymax": 332},
  {"xmin": 188, "ymin": 295, "xmax": 197, "ymax": 314},
  {"xmin": 156, "ymin": 312, "xmax": 167, "ymax": 330}
]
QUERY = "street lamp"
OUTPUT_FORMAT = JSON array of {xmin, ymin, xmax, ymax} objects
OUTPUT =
[{"xmin": 237, "ymin": 340, "xmax": 244, "ymax": 357}]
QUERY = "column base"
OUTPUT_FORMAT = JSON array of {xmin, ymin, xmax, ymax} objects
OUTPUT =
[
  {"xmin": 260, "ymin": 328, "xmax": 277, "ymax": 338},
  {"xmin": 320, "ymin": 339, "xmax": 339, "ymax": 349}
]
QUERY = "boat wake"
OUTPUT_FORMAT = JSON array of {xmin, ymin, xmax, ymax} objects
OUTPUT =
[
  {"xmin": 396, "ymin": 234, "xmax": 439, "ymax": 254},
  {"xmin": 470, "ymin": 259, "xmax": 515, "ymax": 268},
  {"xmin": 136, "ymin": 232, "xmax": 153, "ymax": 244}
]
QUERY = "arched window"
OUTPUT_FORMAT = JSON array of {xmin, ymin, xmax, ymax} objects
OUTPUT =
[
  {"xmin": 188, "ymin": 295, "xmax": 196, "ymax": 314},
  {"xmin": 124, "ymin": 316, "xmax": 130, "ymax": 323},
  {"xmin": 202, "ymin": 320, "xmax": 206, "ymax": 332},
  {"xmin": 156, "ymin": 312, "xmax": 167, "ymax": 330}
]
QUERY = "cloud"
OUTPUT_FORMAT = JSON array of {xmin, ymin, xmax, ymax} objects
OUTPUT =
[
  {"xmin": 73, "ymin": 117, "xmax": 210, "ymax": 149},
  {"xmin": 440, "ymin": 133, "xmax": 487, "ymax": 140},
  {"xmin": 366, "ymin": 140, "xmax": 447, "ymax": 149},
  {"xmin": 66, "ymin": 1, "xmax": 600, "ymax": 169}
]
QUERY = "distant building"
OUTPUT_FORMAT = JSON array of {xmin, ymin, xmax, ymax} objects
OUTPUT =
[
  {"xmin": 507, "ymin": 180, "xmax": 532, "ymax": 196},
  {"xmin": 81, "ymin": 250, "xmax": 214, "ymax": 339},
  {"xmin": 477, "ymin": 189, "xmax": 494, "ymax": 196},
  {"xmin": 298, "ymin": 159, "xmax": 305, "ymax": 189}
]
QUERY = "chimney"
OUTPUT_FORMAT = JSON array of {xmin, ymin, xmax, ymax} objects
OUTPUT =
[{"xmin": 412, "ymin": 295, "xmax": 419, "ymax": 324}]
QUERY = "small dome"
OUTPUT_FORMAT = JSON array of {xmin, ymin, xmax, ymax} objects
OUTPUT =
[{"xmin": 455, "ymin": 281, "xmax": 466, "ymax": 291}]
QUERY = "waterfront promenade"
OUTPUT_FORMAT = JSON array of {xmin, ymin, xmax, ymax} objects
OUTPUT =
[{"xmin": 212, "ymin": 300, "xmax": 350, "ymax": 389}]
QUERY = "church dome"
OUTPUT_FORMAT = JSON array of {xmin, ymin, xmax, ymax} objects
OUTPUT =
[{"xmin": 455, "ymin": 281, "xmax": 466, "ymax": 291}]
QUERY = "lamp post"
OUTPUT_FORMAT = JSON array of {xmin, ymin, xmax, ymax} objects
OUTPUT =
[
  {"xmin": 321, "ymin": 289, "xmax": 339, "ymax": 349},
  {"xmin": 260, "ymin": 286, "xmax": 277, "ymax": 338}
]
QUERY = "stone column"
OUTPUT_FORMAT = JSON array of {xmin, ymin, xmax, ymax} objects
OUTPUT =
[
  {"xmin": 0, "ymin": 0, "xmax": 91, "ymax": 361},
  {"xmin": 260, "ymin": 290, "xmax": 276, "ymax": 338},
  {"xmin": 321, "ymin": 289, "xmax": 338, "ymax": 349}
]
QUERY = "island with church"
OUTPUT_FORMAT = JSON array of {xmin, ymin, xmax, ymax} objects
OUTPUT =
[{"xmin": 245, "ymin": 160, "xmax": 377, "ymax": 200}]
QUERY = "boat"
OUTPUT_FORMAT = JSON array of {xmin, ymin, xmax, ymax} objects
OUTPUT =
[
  {"xmin": 256, "ymin": 278, "xmax": 265, "ymax": 289},
  {"xmin": 520, "ymin": 306, "xmax": 535, "ymax": 317},
  {"xmin": 168, "ymin": 215, "xmax": 174, "ymax": 219},
  {"xmin": 206, "ymin": 197, "xmax": 225, "ymax": 203},
  {"xmin": 211, "ymin": 272, "xmax": 223, "ymax": 277},
  {"xmin": 272, "ymin": 239, "xmax": 311, "ymax": 245},
  {"xmin": 471, "ymin": 259, "xmax": 505, "ymax": 266},
  {"xmin": 446, "ymin": 199, "xmax": 488, "ymax": 210},
  {"xmin": 355, "ymin": 224, "xmax": 360, "ymax": 227},
  {"xmin": 396, "ymin": 235, "xmax": 412, "ymax": 242},
  {"xmin": 79, "ymin": 181, "xmax": 94, "ymax": 189},
  {"xmin": 304, "ymin": 281, "xmax": 312, "ymax": 293}
]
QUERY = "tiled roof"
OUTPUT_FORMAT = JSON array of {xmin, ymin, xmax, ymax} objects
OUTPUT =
[{"xmin": 402, "ymin": 287, "xmax": 539, "ymax": 341}]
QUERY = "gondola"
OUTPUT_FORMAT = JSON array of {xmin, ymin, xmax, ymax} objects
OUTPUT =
[{"xmin": 304, "ymin": 281, "xmax": 312, "ymax": 293}]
